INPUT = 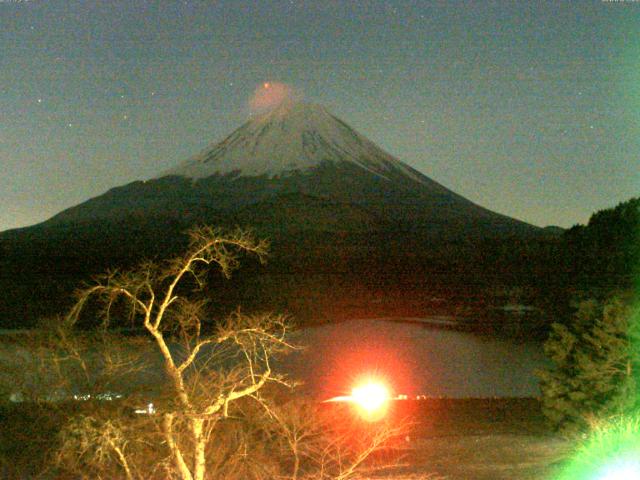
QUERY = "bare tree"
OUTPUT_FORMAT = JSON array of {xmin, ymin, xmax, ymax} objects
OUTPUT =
[
  {"xmin": 258, "ymin": 398, "xmax": 407, "ymax": 480},
  {"xmin": 55, "ymin": 226, "xmax": 297, "ymax": 480},
  {"xmin": 3, "ymin": 226, "xmax": 404, "ymax": 479}
]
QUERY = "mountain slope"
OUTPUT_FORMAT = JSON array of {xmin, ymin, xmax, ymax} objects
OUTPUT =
[
  {"xmin": 161, "ymin": 101, "xmax": 434, "ymax": 183},
  {"xmin": 39, "ymin": 102, "xmax": 538, "ymax": 238}
]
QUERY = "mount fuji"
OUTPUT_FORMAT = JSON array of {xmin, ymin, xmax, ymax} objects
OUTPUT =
[
  {"xmin": 37, "ymin": 101, "xmax": 538, "ymax": 238},
  {"xmin": 0, "ymin": 101, "xmax": 553, "ymax": 327}
]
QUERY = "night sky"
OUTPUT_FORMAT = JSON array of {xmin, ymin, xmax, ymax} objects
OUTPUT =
[{"xmin": 2, "ymin": 0, "xmax": 638, "ymax": 232}]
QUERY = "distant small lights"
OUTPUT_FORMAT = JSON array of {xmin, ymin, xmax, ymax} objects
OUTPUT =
[{"xmin": 134, "ymin": 402, "xmax": 156, "ymax": 415}]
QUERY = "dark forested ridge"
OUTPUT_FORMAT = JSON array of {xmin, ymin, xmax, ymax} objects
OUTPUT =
[
  {"xmin": 563, "ymin": 197, "xmax": 639, "ymax": 283},
  {"xmin": 0, "ymin": 196, "xmax": 636, "ymax": 333},
  {"xmin": 0, "ymin": 218, "xmax": 553, "ymax": 330}
]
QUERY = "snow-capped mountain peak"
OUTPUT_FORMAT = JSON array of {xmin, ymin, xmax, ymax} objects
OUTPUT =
[{"xmin": 161, "ymin": 101, "xmax": 424, "ymax": 183}]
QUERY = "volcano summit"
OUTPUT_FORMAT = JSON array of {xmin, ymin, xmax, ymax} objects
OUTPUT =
[
  {"xmin": 163, "ymin": 101, "xmax": 430, "ymax": 181},
  {"xmin": 40, "ymin": 101, "xmax": 538, "ymax": 238}
]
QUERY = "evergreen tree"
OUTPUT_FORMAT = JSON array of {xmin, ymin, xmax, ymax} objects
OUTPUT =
[
  {"xmin": 564, "ymin": 197, "xmax": 640, "ymax": 283},
  {"xmin": 537, "ymin": 294, "xmax": 640, "ymax": 431}
]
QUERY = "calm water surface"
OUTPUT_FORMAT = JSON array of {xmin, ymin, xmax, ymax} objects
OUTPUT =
[{"xmin": 282, "ymin": 319, "xmax": 546, "ymax": 399}]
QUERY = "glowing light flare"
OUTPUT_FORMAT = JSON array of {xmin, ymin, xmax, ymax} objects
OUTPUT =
[
  {"xmin": 556, "ymin": 414, "xmax": 640, "ymax": 480},
  {"xmin": 351, "ymin": 381, "xmax": 390, "ymax": 414},
  {"xmin": 596, "ymin": 459, "xmax": 640, "ymax": 480},
  {"xmin": 323, "ymin": 378, "xmax": 392, "ymax": 422}
]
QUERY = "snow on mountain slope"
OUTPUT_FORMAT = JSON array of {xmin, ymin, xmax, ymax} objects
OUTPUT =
[
  {"xmin": 162, "ymin": 101, "xmax": 431, "ymax": 186},
  {"xmin": 20, "ymin": 100, "xmax": 540, "ymax": 237}
]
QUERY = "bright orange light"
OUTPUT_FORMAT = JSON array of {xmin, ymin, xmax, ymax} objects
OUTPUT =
[
  {"xmin": 349, "ymin": 379, "xmax": 391, "ymax": 421},
  {"xmin": 352, "ymin": 381, "xmax": 390, "ymax": 413},
  {"xmin": 322, "ymin": 376, "xmax": 394, "ymax": 421},
  {"xmin": 263, "ymin": 82, "xmax": 271, "ymax": 88}
]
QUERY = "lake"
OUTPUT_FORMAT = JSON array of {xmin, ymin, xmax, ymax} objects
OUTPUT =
[
  {"xmin": 1, "ymin": 318, "xmax": 547, "ymax": 402},
  {"xmin": 281, "ymin": 318, "xmax": 547, "ymax": 399}
]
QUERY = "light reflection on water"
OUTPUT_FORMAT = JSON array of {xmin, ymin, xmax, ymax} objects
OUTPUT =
[
  {"xmin": 1, "ymin": 318, "xmax": 546, "ymax": 403},
  {"xmin": 281, "ymin": 318, "xmax": 547, "ymax": 399}
]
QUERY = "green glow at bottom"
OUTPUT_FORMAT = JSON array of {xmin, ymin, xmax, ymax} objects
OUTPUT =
[
  {"xmin": 595, "ymin": 458, "xmax": 640, "ymax": 480},
  {"xmin": 557, "ymin": 414, "xmax": 640, "ymax": 480}
]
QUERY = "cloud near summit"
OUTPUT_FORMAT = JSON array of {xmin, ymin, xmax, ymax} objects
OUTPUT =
[{"xmin": 249, "ymin": 82, "xmax": 302, "ymax": 113}]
